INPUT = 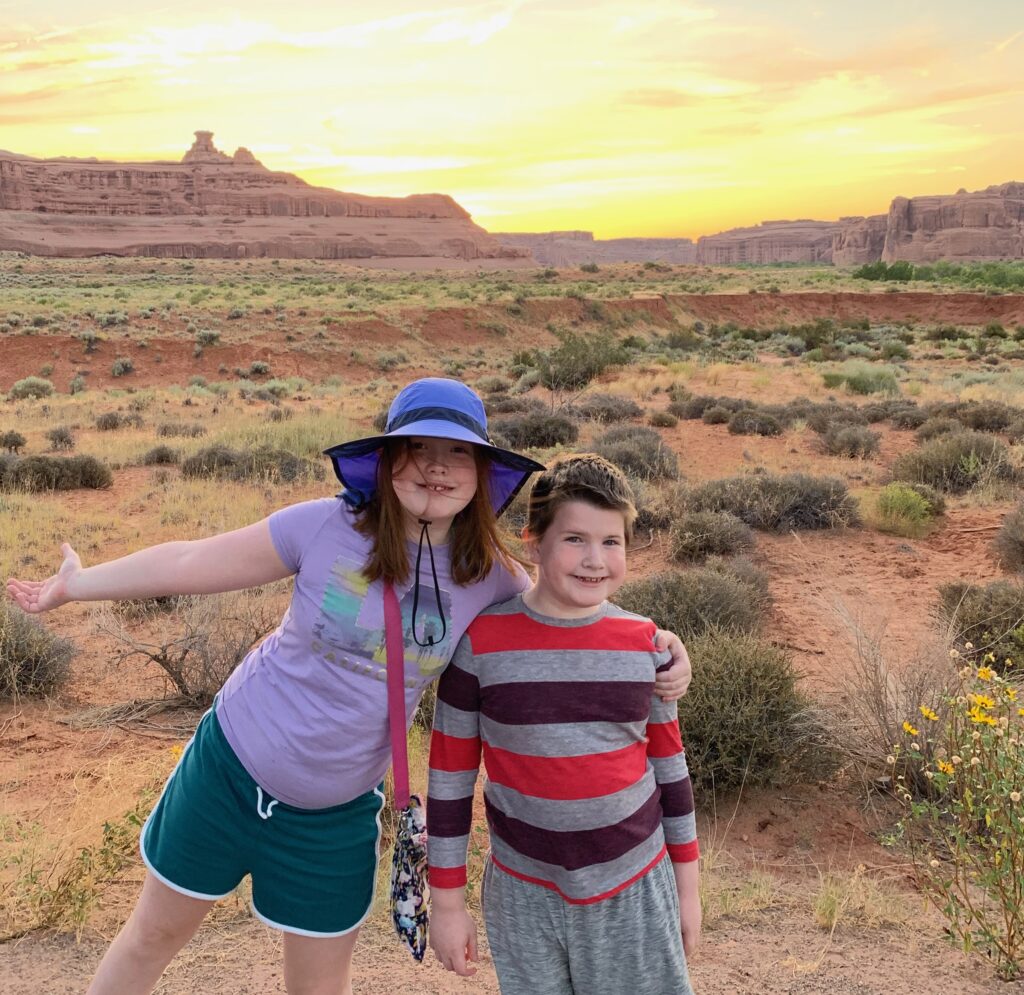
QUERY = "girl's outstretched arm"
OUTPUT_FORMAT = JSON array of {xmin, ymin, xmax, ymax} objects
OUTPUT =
[{"xmin": 6, "ymin": 520, "xmax": 292, "ymax": 614}]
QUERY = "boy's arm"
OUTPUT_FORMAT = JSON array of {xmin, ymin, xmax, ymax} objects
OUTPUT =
[
  {"xmin": 427, "ymin": 634, "xmax": 483, "ymax": 976},
  {"xmin": 648, "ymin": 652, "xmax": 701, "ymax": 954}
]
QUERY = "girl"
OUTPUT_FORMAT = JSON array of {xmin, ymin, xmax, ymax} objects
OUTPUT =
[{"xmin": 6, "ymin": 377, "xmax": 691, "ymax": 995}]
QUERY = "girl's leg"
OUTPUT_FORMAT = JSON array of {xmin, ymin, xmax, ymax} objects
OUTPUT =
[
  {"xmin": 282, "ymin": 929, "xmax": 361, "ymax": 995},
  {"xmin": 86, "ymin": 872, "xmax": 215, "ymax": 995}
]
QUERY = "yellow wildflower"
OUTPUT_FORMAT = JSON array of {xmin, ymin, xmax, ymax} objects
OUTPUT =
[
  {"xmin": 903, "ymin": 721, "xmax": 919, "ymax": 736},
  {"xmin": 1018, "ymin": 708, "xmax": 1024, "ymax": 718},
  {"xmin": 968, "ymin": 706, "xmax": 997, "ymax": 727},
  {"xmin": 977, "ymin": 666, "xmax": 994, "ymax": 681},
  {"xmin": 1006, "ymin": 688, "xmax": 1018, "ymax": 702},
  {"xmin": 984, "ymin": 652, "xmax": 996, "ymax": 663},
  {"xmin": 968, "ymin": 693, "xmax": 995, "ymax": 710},
  {"xmin": 170, "ymin": 743, "xmax": 184, "ymax": 760},
  {"xmin": 919, "ymin": 705, "xmax": 939, "ymax": 721},
  {"xmin": 937, "ymin": 760, "xmax": 955, "ymax": 775}
]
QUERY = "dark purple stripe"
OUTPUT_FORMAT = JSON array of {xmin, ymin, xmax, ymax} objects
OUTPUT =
[
  {"xmin": 438, "ymin": 662, "xmax": 480, "ymax": 712},
  {"xmin": 658, "ymin": 777, "xmax": 695, "ymax": 819},
  {"xmin": 481, "ymin": 681, "xmax": 651, "ymax": 725},
  {"xmin": 427, "ymin": 795, "xmax": 475, "ymax": 839},
  {"xmin": 484, "ymin": 789, "xmax": 662, "ymax": 871}
]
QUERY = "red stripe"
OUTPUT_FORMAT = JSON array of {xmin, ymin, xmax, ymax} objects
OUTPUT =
[
  {"xmin": 428, "ymin": 865, "xmax": 468, "ymax": 889},
  {"xmin": 483, "ymin": 741, "xmax": 648, "ymax": 800},
  {"xmin": 490, "ymin": 847, "xmax": 668, "ymax": 905},
  {"xmin": 646, "ymin": 721, "xmax": 683, "ymax": 758},
  {"xmin": 470, "ymin": 614, "xmax": 656, "ymax": 655},
  {"xmin": 667, "ymin": 840, "xmax": 700, "ymax": 863},
  {"xmin": 429, "ymin": 730, "xmax": 481, "ymax": 772}
]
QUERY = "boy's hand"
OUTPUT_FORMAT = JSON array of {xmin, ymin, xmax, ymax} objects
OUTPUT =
[
  {"xmin": 6, "ymin": 543, "xmax": 81, "ymax": 614},
  {"xmin": 653, "ymin": 629, "xmax": 691, "ymax": 701},
  {"xmin": 429, "ymin": 900, "xmax": 479, "ymax": 976},
  {"xmin": 680, "ymin": 891, "xmax": 702, "ymax": 960}
]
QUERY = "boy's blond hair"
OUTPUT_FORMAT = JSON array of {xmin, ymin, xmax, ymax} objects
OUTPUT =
[{"xmin": 526, "ymin": 453, "xmax": 637, "ymax": 544}]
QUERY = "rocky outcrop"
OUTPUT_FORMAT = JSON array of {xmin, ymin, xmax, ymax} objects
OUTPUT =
[
  {"xmin": 882, "ymin": 183, "xmax": 1024, "ymax": 262},
  {"xmin": 493, "ymin": 230, "xmax": 696, "ymax": 266},
  {"xmin": 832, "ymin": 215, "xmax": 888, "ymax": 266},
  {"xmin": 0, "ymin": 132, "xmax": 521, "ymax": 261},
  {"xmin": 696, "ymin": 220, "xmax": 841, "ymax": 265}
]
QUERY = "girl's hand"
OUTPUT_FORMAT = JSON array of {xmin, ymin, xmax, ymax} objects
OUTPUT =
[
  {"xmin": 6, "ymin": 543, "xmax": 82, "ymax": 614},
  {"xmin": 654, "ymin": 629, "xmax": 692, "ymax": 702}
]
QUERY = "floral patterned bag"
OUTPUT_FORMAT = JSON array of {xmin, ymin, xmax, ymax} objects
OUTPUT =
[{"xmin": 384, "ymin": 583, "xmax": 429, "ymax": 962}]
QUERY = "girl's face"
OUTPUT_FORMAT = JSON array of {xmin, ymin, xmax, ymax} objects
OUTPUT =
[{"xmin": 390, "ymin": 436, "xmax": 479, "ymax": 533}]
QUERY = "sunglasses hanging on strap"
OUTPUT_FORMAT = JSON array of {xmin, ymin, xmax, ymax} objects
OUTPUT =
[{"xmin": 383, "ymin": 582, "xmax": 429, "ymax": 962}]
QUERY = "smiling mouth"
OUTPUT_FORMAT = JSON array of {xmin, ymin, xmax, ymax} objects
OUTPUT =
[
  {"xmin": 573, "ymin": 576, "xmax": 607, "ymax": 585},
  {"xmin": 420, "ymin": 483, "xmax": 454, "ymax": 493}
]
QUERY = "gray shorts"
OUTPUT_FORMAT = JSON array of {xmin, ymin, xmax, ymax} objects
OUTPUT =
[{"xmin": 482, "ymin": 855, "xmax": 694, "ymax": 995}]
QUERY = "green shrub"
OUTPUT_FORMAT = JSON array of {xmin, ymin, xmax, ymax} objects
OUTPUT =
[
  {"xmin": 675, "ymin": 628, "xmax": 834, "ymax": 793},
  {"xmin": 568, "ymin": 393, "xmax": 643, "ymax": 423},
  {"xmin": 701, "ymin": 405, "xmax": 731, "ymax": 425},
  {"xmin": 46, "ymin": 426, "xmax": 75, "ymax": 452},
  {"xmin": 614, "ymin": 566, "xmax": 766, "ymax": 643},
  {"xmin": 536, "ymin": 332, "xmax": 625, "ymax": 391},
  {"xmin": 475, "ymin": 375, "xmax": 511, "ymax": 395},
  {"xmin": 670, "ymin": 395, "xmax": 716, "ymax": 419},
  {"xmin": 843, "ymin": 364, "xmax": 900, "ymax": 396},
  {"xmin": 822, "ymin": 425, "xmax": 880, "ymax": 458},
  {"xmin": 669, "ymin": 511, "xmax": 754, "ymax": 562},
  {"xmin": 915, "ymin": 418, "xmax": 962, "ymax": 443},
  {"xmin": 592, "ymin": 425, "xmax": 679, "ymax": 481},
  {"xmin": 891, "ymin": 431, "xmax": 1015, "ymax": 494},
  {"xmin": 249, "ymin": 360, "xmax": 270, "ymax": 376},
  {"xmin": 872, "ymin": 483, "xmax": 935, "ymax": 537},
  {"xmin": 806, "ymin": 405, "xmax": 867, "ymax": 435},
  {"xmin": 0, "ymin": 454, "xmax": 113, "ymax": 492},
  {"xmin": 993, "ymin": 502, "xmax": 1024, "ymax": 572},
  {"xmin": 141, "ymin": 445, "xmax": 180, "ymax": 466},
  {"xmin": 9, "ymin": 377, "xmax": 54, "ymax": 400},
  {"xmin": 111, "ymin": 357, "xmax": 134, "ymax": 377},
  {"xmin": 727, "ymin": 410, "xmax": 782, "ymax": 437},
  {"xmin": 485, "ymin": 396, "xmax": 545, "ymax": 416},
  {"xmin": 686, "ymin": 472, "xmax": 860, "ymax": 531},
  {"xmin": 889, "ymin": 406, "xmax": 928, "ymax": 429},
  {"xmin": 491, "ymin": 412, "xmax": 579, "ymax": 449},
  {"xmin": 195, "ymin": 329, "xmax": 220, "ymax": 348},
  {"xmin": 881, "ymin": 340, "xmax": 910, "ymax": 360},
  {"xmin": 648, "ymin": 410, "xmax": 678, "ymax": 428},
  {"xmin": 0, "ymin": 601, "xmax": 75, "ymax": 699},
  {"xmin": 96, "ymin": 411, "xmax": 123, "ymax": 431},
  {"xmin": 1, "ymin": 430, "xmax": 26, "ymax": 453},
  {"xmin": 157, "ymin": 422, "xmax": 207, "ymax": 438},
  {"xmin": 955, "ymin": 400, "xmax": 1018, "ymax": 433},
  {"xmin": 69, "ymin": 374, "xmax": 87, "ymax": 395},
  {"xmin": 181, "ymin": 445, "xmax": 319, "ymax": 483},
  {"xmin": 936, "ymin": 580, "xmax": 1024, "ymax": 667}
]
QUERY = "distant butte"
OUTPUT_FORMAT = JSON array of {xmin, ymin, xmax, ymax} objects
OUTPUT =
[{"xmin": 0, "ymin": 131, "xmax": 523, "ymax": 262}]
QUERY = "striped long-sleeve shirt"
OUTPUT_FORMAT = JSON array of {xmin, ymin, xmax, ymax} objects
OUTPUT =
[{"xmin": 427, "ymin": 595, "xmax": 698, "ymax": 905}]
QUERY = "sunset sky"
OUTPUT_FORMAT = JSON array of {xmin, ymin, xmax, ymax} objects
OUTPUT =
[{"xmin": 3, "ymin": 1, "xmax": 1023, "ymax": 238}]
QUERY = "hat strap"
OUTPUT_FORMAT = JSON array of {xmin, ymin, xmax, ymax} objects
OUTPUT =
[{"xmin": 387, "ymin": 406, "xmax": 489, "ymax": 442}]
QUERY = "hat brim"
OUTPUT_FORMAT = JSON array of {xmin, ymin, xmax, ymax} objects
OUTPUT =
[{"xmin": 323, "ymin": 419, "xmax": 545, "ymax": 517}]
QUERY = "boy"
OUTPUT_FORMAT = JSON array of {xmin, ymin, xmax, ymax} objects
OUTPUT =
[{"xmin": 427, "ymin": 454, "xmax": 700, "ymax": 994}]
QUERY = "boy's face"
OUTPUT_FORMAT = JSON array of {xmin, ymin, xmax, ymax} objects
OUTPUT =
[{"xmin": 526, "ymin": 499, "xmax": 627, "ymax": 617}]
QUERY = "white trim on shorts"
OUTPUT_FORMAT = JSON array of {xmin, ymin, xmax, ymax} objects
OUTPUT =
[
  {"xmin": 249, "ymin": 786, "xmax": 387, "ymax": 938},
  {"xmin": 138, "ymin": 707, "xmax": 235, "ymax": 903}
]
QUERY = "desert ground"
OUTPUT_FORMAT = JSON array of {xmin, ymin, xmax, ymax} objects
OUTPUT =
[{"xmin": 2, "ymin": 253, "xmax": 1024, "ymax": 993}]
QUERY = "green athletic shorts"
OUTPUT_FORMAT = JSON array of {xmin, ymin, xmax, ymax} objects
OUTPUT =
[{"xmin": 140, "ymin": 709, "xmax": 385, "ymax": 937}]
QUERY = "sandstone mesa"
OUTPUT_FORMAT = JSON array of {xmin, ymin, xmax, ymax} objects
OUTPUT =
[{"xmin": 0, "ymin": 132, "xmax": 520, "ymax": 262}]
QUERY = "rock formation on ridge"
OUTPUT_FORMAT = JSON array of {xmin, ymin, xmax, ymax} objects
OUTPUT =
[
  {"xmin": 696, "ymin": 220, "xmax": 841, "ymax": 265},
  {"xmin": 0, "ymin": 132, "xmax": 520, "ymax": 261},
  {"xmin": 494, "ymin": 230, "xmax": 696, "ymax": 266}
]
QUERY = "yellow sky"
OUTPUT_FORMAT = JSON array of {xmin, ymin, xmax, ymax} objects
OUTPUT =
[{"xmin": 3, "ymin": 1, "xmax": 1023, "ymax": 238}]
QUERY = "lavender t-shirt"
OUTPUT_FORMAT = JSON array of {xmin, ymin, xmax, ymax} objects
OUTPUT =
[{"xmin": 215, "ymin": 497, "xmax": 528, "ymax": 809}]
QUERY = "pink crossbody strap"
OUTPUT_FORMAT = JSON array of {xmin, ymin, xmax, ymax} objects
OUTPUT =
[{"xmin": 383, "ymin": 582, "xmax": 410, "ymax": 810}]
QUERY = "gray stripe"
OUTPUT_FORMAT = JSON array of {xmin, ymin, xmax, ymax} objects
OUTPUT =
[
  {"xmin": 485, "ymin": 773, "xmax": 658, "ymax": 832},
  {"xmin": 480, "ymin": 715, "xmax": 646, "ymax": 758},
  {"xmin": 491, "ymin": 829, "xmax": 667, "ymax": 902},
  {"xmin": 432, "ymin": 704, "xmax": 479, "ymax": 739},
  {"xmin": 427, "ymin": 832, "xmax": 470, "ymax": 871},
  {"xmin": 649, "ymin": 753, "xmax": 689, "ymax": 782},
  {"xmin": 476, "ymin": 649, "xmax": 658, "ymax": 684},
  {"xmin": 427, "ymin": 768, "xmax": 478, "ymax": 801},
  {"xmin": 663, "ymin": 812, "xmax": 697, "ymax": 846}
]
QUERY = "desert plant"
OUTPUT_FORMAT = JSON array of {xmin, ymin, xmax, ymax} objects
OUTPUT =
[
  {"xmin": 669, "ymin": 511, "xmax": 755, "ymax": 562},
  {"xmin": 822, "ymin": 425, "xmax": 880, "ymax": 458},
  {"xmin": 955, "ymin": 400, "xmax": 1018, "ymax": 433},
  {"xmin": 890, "ymin": 407, "xmax": 928, "ymax": 429},
  {"xmin": 0, "ymin": 600, "xmax": 75, "ymax": 699},
  {"xmin": 727, "ymin": 410, "xmax": 782, "ymax": 437},
  {"xmin": 592, "ymin": 425, "xmax": 679, "ymax": 481},
  {"xmin": 490, "ymin": 412, "xmax": 579, "ymax": 450},
  {"xmin": 892, "ymin": 432, "xmax": 1016, "ymax": 494},
  {"xmin": 686, "ymin": 472, "xmax": 860, "ymax": 531},
  {"xmin": 180, "ymin": 445, "xmax": 319, "ymax": 484},
  {"xmin": 675, "ymin": 628, "xmax": 836, "ymax": 793},
  {"xmin": 69, "ymin": 374, "xmax": 87, "ymax": 395},
  {"xmin": 95, "ymin": 412, "xmax": 123, "ymax": 431},
  {"xmin": 936, "ymin": 580, "xmax": 1024, "ymax": 667},
  {"xmin": 806, "ymin": 405, "xmax": 867, "ymax": 435},
  {"xmin": 156, "ymin": 422, "xmax": 207, "ymax": 438},
  {"xmin": 670, "ymin": 395, "xmax": 716, "ymax": 420},
  {"xmin": 8, "ymin": 377, "xmax": 54, "ymax": 401},
  {"xmin": 45, "ymin": 427, "xmax": 75, "ymax": 452},
  {"xmin": 993, "ymin": 502, "xmax": 1024, "ymax": 572},
  {"xmin": 111, "ymin": 357, "xmax": 134, "ymax": 377},
  {"xmin": 195, "ymin": 328, "xmax": 220, "ymax": 348},
  {"xmin": 872, "ymin": 483, "xmax": 937, "ymax": 537},
  {"xmin": 915, "ymin": 418, "xmax": 962, "ymax": 443},
  {"xmin": 141, "ymin": 445, "xmax": 180, "ymax": 466},
  {"xmin": 1, "ymin": 430, "xmax": 27, "ymax": 453},
  {"xmin": 894, "ymin": 659, "xmax": 1024, "ymax": 979},
  {"xmin": 614, "ymin": 566, "xmax": 766, "ymax": 643},
  {"xmin": 568, "ymin": 393, "xmax": 643, "ymax": 423},
  {"xmin": 648, "ymin": 410, "xmax": 678, "ymax": 428},
  {"xmin": 536, "ymin": 332, "xmax": 625, "ymax": 391},
  {"xmin": 701, "ymin": 405, "xmax": 731, "ymax": 425},
  {"xmin": 0, "ymin": 455, "xmax": 112, "ymax": 492}
]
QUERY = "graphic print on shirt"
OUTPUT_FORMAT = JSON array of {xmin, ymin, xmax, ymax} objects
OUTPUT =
[{"xmin": 312, "ymin": 552, "xmax": 455, "ymax": 680}]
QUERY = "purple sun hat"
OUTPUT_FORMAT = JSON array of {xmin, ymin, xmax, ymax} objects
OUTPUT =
[{"xmin": 323, "ymin": 378, "xmax": 545, "ymax": 516}]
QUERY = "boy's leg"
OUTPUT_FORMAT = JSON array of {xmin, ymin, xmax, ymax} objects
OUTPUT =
[
  {"xmin": 482, "ymin": 859, "xmax": 573, "ymax": 995},
  {"xmin": 86, "ymin": 873, "xmax": 214, "ymax": 995},
  {"xmin": 565, "ymin": 856, "xmax": 693, "ymax": 995},
  {"xmin": 282, "ymin": 930, "xmax": 361, "ymax": 995}
]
